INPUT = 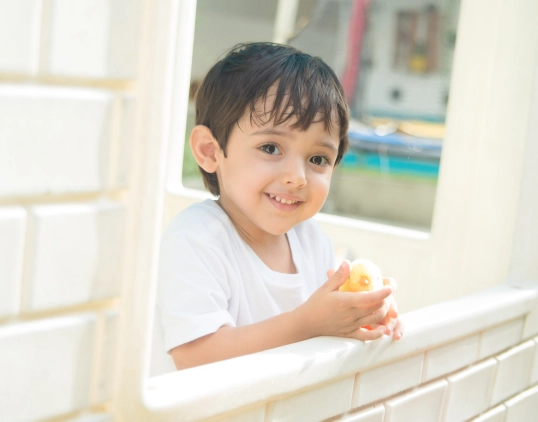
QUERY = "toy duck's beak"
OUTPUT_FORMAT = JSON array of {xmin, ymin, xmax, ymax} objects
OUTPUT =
[{"xmin": 359, "ymin": 276, "xmax": 370, "ymax": 286}]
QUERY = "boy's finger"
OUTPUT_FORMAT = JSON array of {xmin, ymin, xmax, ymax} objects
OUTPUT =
[
  {"xmin": 350, "ymin": 325, "xmax": 386, "ymax": 341},
  {"xmin": 392, "ymin": 318, "xmax": 404, "ymax": 340},
  {"xmin": 382, "ymin": 317, "xmax": 397, "ymax": 333},
  {"xmin": 324, "ymin": 260, "xmax": 350, "ymax": 291},
  {"xmin": 369, "ymin": 323, "xmax": 392, "ymax": 336},
  {"xmin": 387, "ymin": 298, "xmax": 399, "ymax": 319},
  {"xmin": 383, "ymin": 277, "xmax": 397, "ymax": 291},
  {"xmin": 346, "ymin": 285, "xmax": 393, "ymax": 307},
  {"xmin": 355, "ymin": 306, "xmax": 389, "ymax": 326}
]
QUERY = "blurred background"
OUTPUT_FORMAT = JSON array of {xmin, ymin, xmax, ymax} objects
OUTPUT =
[{"xmin": 182, "ymin": 0, "xmax": 460, "ymax": 230}]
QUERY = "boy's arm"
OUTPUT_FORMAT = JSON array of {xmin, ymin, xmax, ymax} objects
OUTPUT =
[{"xmin": 170, "ymin": 260, "xmax": 395, "ymax": 370}]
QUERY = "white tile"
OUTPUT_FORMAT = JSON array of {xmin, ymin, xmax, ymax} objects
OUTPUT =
[
  {"xmin": 22, "ymin": 201, "xmax": 125, "ymax": 311},
  {"xmin": 352, "ymin": 354, "xmax": 424, "ymax": 408},
  {"xmin": 423, "ymin": 334, "xmax": 480, "ymax": 382},
  {"xmin": 0, "ymin": 314, "xmax": 95, "ymax": 421},
  {"xmin": 208, "ymin": 406, "xmax": 266, "ymax": 422},
  {"xmin": 337, "ymin": 405, "xmax": 384, "ymax": 422},
  {"xmin": 269, "ymin": 376, "xmax": 354, "ymax": 422},
  {"xmin": 384, "ymin": 380, "xmax": 447, "ymax": 422},
  {"xmin": 531, "ymin": 337, "xmax": 538, "ymax": 385},
  {"xmin": 504, "ymin": 385, "xmax": 538, "ymax": 422},
  {"xmin": 85, "ymin": 203, "xmax": 126, "ymax": 301},
  {"xmin": 115, "ymin": 93, "xmax": 136, "ymax": 188},
  {"xmin": 0, "ymin": 0, "xmax": 41, "ymax": 73},
  {"xmin": 490, "ymin": 340, "xmax": 535, "ymax": 405},
  {"xmin": 523, "ymin": 302, "xmax": 538, "ymax": 339},
  {"xmin": 67, "ymin": 413, "xmax": 113, "ymax": 422},
  {"xmin": 92, "ymin": 310, "xmax": 119, "ymax": 404},
  {"xmin": 444, "ymin": 358, "xmax": 497, "ymax": 422},
  {"xmin": 0, "ymin": 207, "xmax": 26, "ymax": 317},
  {"xmin": 479, "ymin": 318, "xmax": 524, "ymax": 359},
  {"xmin": 469, "ymin": 405, "xmax": 506, "ymax": 422},
  {"xmin": 0, "ymin": 85, "xmax": 114, "ymax": 196},
  {"xmin": 45, "ymin": 0, "xmax": 140, "ymax": 79},
  {"xmin": 364, "ymin": 286, "xmax": 537, "ymax": 372}
]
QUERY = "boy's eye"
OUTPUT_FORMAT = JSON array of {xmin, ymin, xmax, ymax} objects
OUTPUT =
[
  {"xmin": 310, "ymin": 155, "xmax": 330, "ymax": 166},
  {"xmin": 260, "ymin": 144, "xmax": 281, "ymax": 155}
]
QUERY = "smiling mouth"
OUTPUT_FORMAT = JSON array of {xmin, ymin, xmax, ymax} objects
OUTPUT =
[{"xmin": 267, "ymin": 193, "xmax": 300, "ymax": 205}]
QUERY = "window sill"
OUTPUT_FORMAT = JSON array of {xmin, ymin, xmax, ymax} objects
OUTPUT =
[{"xmin": 144, "ymin": 284, "xmax": 537, "ymax": 421}]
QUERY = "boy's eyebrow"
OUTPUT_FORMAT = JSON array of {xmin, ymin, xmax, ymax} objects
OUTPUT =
[
  {"xmin": 251, "ymin": 127, "xmax": 291, "ymax": 137},
  {"xmin": 251, "ymin": 127, "xmax": 339, "ymax": 153}
]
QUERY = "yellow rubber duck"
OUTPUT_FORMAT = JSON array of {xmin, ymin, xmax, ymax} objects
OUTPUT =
[{"xmin": 339, "ymin": 258, "xmax": 384, "ymax": 292}]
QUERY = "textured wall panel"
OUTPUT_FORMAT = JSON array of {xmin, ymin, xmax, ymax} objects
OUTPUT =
[
  {"xmin": 0, "ymin": 0, "xmax": 41, "ymax": 73},
  {"xmin": 0, "ymin": 314, "xmax": 95, "ymax": 421},
  {"xmin": 0, "ymin": 85, "xmax": 114, "ymax": 196},
  {"xmin": 44, "ymin": 0, "xmax": 140, "ymax": 79},
  {"xmin": 0, "ymin": 207, "xmax": 26, "ymax": 317},
  {"xmin": 22, "ymin": 201, "xmax": 125, "ymax": 311}
]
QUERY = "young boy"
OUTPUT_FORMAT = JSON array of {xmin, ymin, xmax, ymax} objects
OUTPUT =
[{"xmin": 157, "ymin": 42, "xmax": 403, "ymax": 371}]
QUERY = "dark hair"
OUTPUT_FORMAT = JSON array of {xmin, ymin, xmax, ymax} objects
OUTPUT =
[{"xmin": 195, "ymin": 42, "xmax": 349, "ymax": 196}]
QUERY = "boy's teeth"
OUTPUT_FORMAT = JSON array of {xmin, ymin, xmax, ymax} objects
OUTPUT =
[{"xmin": 269, "ymin": 194, "xmax": 297, "ymax": 204}]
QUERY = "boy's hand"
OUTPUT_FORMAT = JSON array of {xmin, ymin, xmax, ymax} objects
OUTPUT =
[
  {"xmin": 378, "ymin": 277, "xmax": 404, "ymax": 340},
  {"xmin": 358, "ymin": 277, "xmax": 404, "ymax": 341},
  {"xmin": 296, "ymin": 260, "xmax": 394, "ymax": 341}
]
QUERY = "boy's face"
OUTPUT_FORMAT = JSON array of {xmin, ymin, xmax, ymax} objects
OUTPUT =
[{"xmin": 215, "ymin": 106, "xmax": 340, "ymax": 241}]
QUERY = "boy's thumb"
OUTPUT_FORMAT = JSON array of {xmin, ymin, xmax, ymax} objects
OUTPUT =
[{"xmin": 326, "ymin": 259, "xmax": 350, "ymax": 291}]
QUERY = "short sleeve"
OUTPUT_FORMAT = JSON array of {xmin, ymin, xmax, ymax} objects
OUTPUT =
[{"xmin": 157, "ymin": 226, "xmax": 235, "ymax": 352}]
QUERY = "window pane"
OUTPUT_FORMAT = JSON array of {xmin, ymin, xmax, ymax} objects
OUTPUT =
[
  {"xmin": 291, "ymin": 0, "xmax": 460, "ymax": 230},
  {"xmin": 181, "ymin": 0, "xmax": 278, "ymax": 191}
]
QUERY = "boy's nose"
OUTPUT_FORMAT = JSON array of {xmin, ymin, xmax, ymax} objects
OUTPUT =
[{"xmin": 282, "ymin": 157, "xmax": 307, "ymax": 187}]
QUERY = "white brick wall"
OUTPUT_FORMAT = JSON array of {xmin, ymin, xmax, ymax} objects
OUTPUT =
[
  {"xmin": 523, "ymin": 304, "xmax": 538, "ymax": 339},
  {"xmin": 0, "ymin": 207, "xmax": 26, "ymax": 317},
  {"xmin": 91, "ymin": 310, "xmax": 119, "ymax": 404},
  {"xmin": 384, "ymin": 380, "xmax": 447, "ymax": 422},
  {"xmin": 0, "ymin": 0, "xmax": 41, "ymax": 74},
  {"xmin": 293, "ymin": 331, "xmax": 538, "ymax": 422},
  {"xmin": 352, "ymin": 353, "xmax": 424, "ymax": 407},
  {"xmin": 444, "ymin": 359, "xmax": 497, "ymax": 421},
  {"xmin": 490, "ymin": 341, "xmax": 535, "ymax": 406},
  {"xmin": 504, "ymin": 385, "xmax": 538, "ymax": 421},
  {"xmin": 0, "ymin": 85, "xmax": 115, "ymax": 196},
  {"xmin": 478, "ymin": 318, "xmax": 524, "ymax": 359},
  {"xmin": 68, "ymin": 414, "xmax": 114, "ymax": 422},
  {"xmin": 470, "ymin": 405, "xmax": 506, "ymax": 422},
  {"xmin": 0, "ymin": 0, "xmax": 134, "ymax": 420},
  {"xmin": 267, "ymin": 377, "xmax": 354, "ymax": 422},
  {"xmin": 21, "ymin": 201, "xmax": 125, "ymax": 311},
  {"xmin": 209, "ymin": 406, "xmax": 266, "ymax": 422},
  {"xmin": 337, "ymin": 405, "xmax": 384, "ymax": 422},
  {"xmin": 115, "ymin": 93, "xmax": 136, "ymax": 188},
  {"xmin": 0, "ymin": 315, "xmax": 95, "ymax": 421},
  {"xmin": 44, "ymin": 0, "xmax": 141, "ymax": 79},
  {"xmin": 422, "ymin": 334, "xmax": 479, "ymax": 382}
]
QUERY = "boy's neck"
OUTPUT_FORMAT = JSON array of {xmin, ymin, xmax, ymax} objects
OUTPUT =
[
  {"xmin": 216, "ymin": 199, "xmax": 297, "ymax": 274},
  {"xmin": 243, "ymin": 231, "xmax": 297, "ymax": 274}
]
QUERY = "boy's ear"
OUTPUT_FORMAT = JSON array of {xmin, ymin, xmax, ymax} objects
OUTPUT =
[{"xmin": 189, "ymin": 125, "xmax": 221, "ymax": 173}]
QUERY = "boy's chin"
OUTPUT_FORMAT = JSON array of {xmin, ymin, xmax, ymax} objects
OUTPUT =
[
  {"xmin": 263, "ymin": 226, "xmax": 292, "ymax": 236},
  {"xmin": 262, "ymin": 219, "xmax": 308, "ymax": 236}
]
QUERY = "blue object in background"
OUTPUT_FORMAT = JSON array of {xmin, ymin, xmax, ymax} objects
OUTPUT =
[{"xmin": 343, "ymin": 129, "xmax": 442, "ymax": 178}]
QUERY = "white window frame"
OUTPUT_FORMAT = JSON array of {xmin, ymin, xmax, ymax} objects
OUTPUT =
[{"xmin": 115, "ymin": 0, "xmax": 538, "ymax": 419}]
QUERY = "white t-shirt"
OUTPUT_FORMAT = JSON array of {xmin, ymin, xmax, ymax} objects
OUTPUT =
[{"xmin": 152, "ymin": 199, "xmax": 335, "ymax": 374}]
